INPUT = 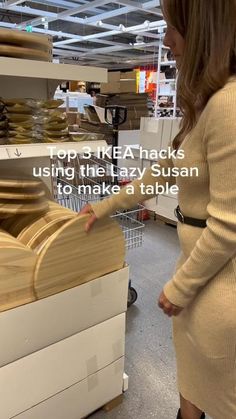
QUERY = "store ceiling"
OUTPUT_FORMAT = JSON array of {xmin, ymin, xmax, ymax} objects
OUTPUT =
[{"xmin": 0, "ymin": 0, "xmax": 166, "ymax": 69}]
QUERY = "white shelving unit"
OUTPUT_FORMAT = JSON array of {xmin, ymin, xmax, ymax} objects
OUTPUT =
[
  {"xmin": 0, "ymin": 141, "xmax": 108, "ymax": 161},
  {"xmin": 0, "ymin": 57, "xmax": 107, "ymax": 82},
  {"xmin": 0, "ymin": 57, "xmax": 129, "ymax": 419},
  {"xmin": 155, "ymin": 43, "xmax": 178, "ymax": 118}
]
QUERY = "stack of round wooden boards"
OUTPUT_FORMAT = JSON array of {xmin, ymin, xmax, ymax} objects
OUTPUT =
[
  {"xmin": 0, "ymin": 198, "xmax": 125, "ymax": 312},
  {"xmin": 0, "ymin": 177, "xmax": 49, "ymax": 218},
  {"xmin": 0, "ymin": 28, "xmax": 52, "ymax": 61}
]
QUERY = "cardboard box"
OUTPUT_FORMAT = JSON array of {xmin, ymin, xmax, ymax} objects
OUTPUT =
[
  {"xmin": 100, "ymin": 81, "xmax": 120, "ymax": 94},
  {"xmin": 108, "ymin": 71, "xmax": 120, "ymax": 83},
  {"xmin": 120, "ymin": 71, "xmax": 136, "ymax": 80},
  {"xmin": 119, "ymin": 80, "xmax": 136, "ymax": 93},
  {"xmin": 14, "ymin": 358, "xmax": 124, "ymax": 419},
  {"xmin": 0, "ymin": 266, "xmax": 129, "ymax": 367},
  {"xmin": 0, "ymin": 313, "xmax": 125, "ymax": 418}
]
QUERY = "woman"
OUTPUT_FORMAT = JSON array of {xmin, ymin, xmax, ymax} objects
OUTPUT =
[{"xmin": 80, "ymin": 1, "xmax": 236, "ymax": 418}]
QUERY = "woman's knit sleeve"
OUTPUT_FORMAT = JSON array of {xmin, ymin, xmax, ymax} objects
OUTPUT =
[
  {"xmin": 164, "ymin": 90, "xmax": 236, "ymax": 307},
  {"xmin": 91, "ymin": 150, "xmax": 176, "ymax": 219}
]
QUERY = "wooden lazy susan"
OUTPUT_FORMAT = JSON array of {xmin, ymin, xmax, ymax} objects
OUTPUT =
[
  {"xmin": 34, "ymin": 215, "xmax": 125, "ymax": 299},
  {"xmin": 0, "ymin": 177, "xmax": 49, "ymax": 218},
  {"xmin": 0, "ymin": 197, "xmax": 125, "ymax": 312},
  {"xmin": 0, "ymin": 229, "xmax": 36, "ymax": 312}
]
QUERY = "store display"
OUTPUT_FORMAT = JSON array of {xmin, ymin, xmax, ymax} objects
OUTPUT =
[
  {"xmin": 0, "ymin": 198, "xmax": 125, "ymax": 311},
  {"xmin": 0, "ymin": 176, "xmax": 49, "ymax": 217},
  {"xmin": 0, "ymin": 28, "xmax": 52, "ymax": 62},
  {"xmin": 34, "ymin": 214, "xmax": 125, "ymax": 299},
  {"xmin": 0, "ymin": 229, "xmax": 36, "ymax": 312},
  {"xmin": 0, "ymin": 33, "xmax": 127, "ymax": 419},
  {"xmin": 2, "ymin": 98, "xmax": 71, "ymax": 144},
  {"xmin": 17, "ymin": 207, "xmax": 76, "ymax": 248},
  {"xmin": 2, "ymin": 201, "xmax": 74, "ymax": 237}
]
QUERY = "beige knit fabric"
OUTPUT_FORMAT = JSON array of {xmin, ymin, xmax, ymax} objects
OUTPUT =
[{"xmin": 91, "ymin": 78, "xmax": 236, "ymax": 419}]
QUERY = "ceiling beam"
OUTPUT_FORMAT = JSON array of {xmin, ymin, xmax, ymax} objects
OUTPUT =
[
  {"xmin": 144, "ymin": 0, "xmax": 160, "ymax": 8},
  {"xmin": 1, "ymin": 3, "xmax": 166, "ymax": 41},
  {"xmin": 84, "ymin": 6, "xmax": 135, "ymax": 23},
  {"xmin": 58, "ymin": 0, "xmax": 111, "ymax": 18},
  {"xmin": 115, "ymin": 0, "xmax": 162, "ymax": 16}
]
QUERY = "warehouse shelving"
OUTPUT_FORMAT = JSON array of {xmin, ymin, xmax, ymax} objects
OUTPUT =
[
  {"xmin": 0, "ymin": 141, "xmax": 108, "ymax": 161},
  {"xmin": 155, "ymin": 42, "xmax": 178, "ymax": 118},
  {"xmin": 0, "ymin": 56, "xmax": 128, "ymax": 419},
  {"xmin": 0, "ymin": 57, "xmax": 107, "ymax": 82}
]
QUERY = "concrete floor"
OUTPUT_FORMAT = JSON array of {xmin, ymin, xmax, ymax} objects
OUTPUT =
[{"xmin": 89, "ymin": 219, "xmax": 210, "ymax": 419}]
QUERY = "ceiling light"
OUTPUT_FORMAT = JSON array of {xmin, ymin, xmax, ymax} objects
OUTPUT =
[
  {"xmin": 119, "ymin": 24, "xmax": 126, "ymax": 32},
  {"xmin": 96, "ymin": 20, "xmax": 103, "ymax": 27}
]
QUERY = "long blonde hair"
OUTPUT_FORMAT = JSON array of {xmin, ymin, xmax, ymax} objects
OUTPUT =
[{"xmin": 162, "ymin": 0, "xmax": 236, "ymax": 149}]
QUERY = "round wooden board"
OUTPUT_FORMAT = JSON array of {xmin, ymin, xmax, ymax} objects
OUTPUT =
[
  {"xmin": 0, "ymin": 44, "xmax": 51, "ymax": 61},
  {"xmin": 18, "ymin": 210, "xmax": 75, "ymax": 245},
  {"xmin": 5, "ymin": 213, "xmax": 43, "ymax": 237},
  {"xmin": 0, "ymin": 198, "xmax": 49, "ymax": 215},
  {"xmin": 34, "ymin": 215, "xmax": 125, "ymax": 299},
  {"xmin": 48, "ymin": 200, "xmax": 75, "ymax": 214},
  {"xmin": 27, "ymin": 215, "xmax": 75, "ymax": 251},
  {"xmin": 0, "ymin": 187, "xmax": 45, "ymax": 201},
  {"xmin": 0, "ymin": 232, "xmax": 36, "ymax": 312},
  {"xmin": 0, "ymin": 28, "xmax": 51, "ymax": 50},
  {"xmin": 0, "ymin": 229, "xmax": 26, "ymax": 248},
  {"xmin": 0, "ymin": 178, "xmax": 43, "ymax": 189},
  {"xmin": 1, "ymin": 201, "xmax": 74, "ymax": 236}
]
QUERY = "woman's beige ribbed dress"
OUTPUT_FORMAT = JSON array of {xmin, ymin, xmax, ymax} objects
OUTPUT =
[{"xmin": 91, "ymin": 78, "xmax": 236, "ymax": 419}]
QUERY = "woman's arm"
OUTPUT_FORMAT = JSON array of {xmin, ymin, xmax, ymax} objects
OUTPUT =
[
  {"xmin": 90, "ymin": 149, "xmax": 176, "ymax": 219},
  {"xmin": 164, "ymin": 88, "xmax": 236, "ymax": 307}
]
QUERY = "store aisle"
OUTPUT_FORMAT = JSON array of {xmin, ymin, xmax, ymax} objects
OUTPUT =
[{"xmin": 90, "ymin": 220, "xmax": 180, "ymax": 418}]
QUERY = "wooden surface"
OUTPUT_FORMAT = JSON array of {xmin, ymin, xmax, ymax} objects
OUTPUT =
[
  {"xmin": 0, "ymin": 229, "xmax": 36, "ymax": 312},
  {"xmin": 0, "ymin": 198, "xmax": 49, "ymax": 215},
  {"xmin": 0, "ymin": 187, "xmax": 45, "ymax": 200},
  {"xmin": 0, "ymin": 45, "xmax": 51, "ymax": 61},
  {"xmin": 1, "ymin": 201, "xmax": 73, "ymax": 237},
  {"xmin": 34, "ymin": 215, "xmax": 125, "ymax": 299},
  {"xmin": 0, "ymin": 178, "xmax": 43, "ymax": 188},
  {"xmin": 0, "ymin": 28, "xmax": 51, "ymax": 50},
  {"xmin": 2, "ymin": 213, "xmax": 42, "ymax": 237},
  {"xmin": 26, "ymin": 215, "xmax": 75, "ymax": 251},
  {"xmin": 17, "ymin": 209, "xmax": 74, "ymax": 245}
]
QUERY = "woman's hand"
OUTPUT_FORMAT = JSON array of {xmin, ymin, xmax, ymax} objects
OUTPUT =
[
  {"xmin": 158, "ymin": 290, "xmax": 183, "ymax": 317},
  {"xmin": 79, "ymin": 203, "xmax": 98, "ymax": 232}
]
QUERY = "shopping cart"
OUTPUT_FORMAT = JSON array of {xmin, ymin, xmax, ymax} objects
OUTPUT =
[{"xmin": 51, "ymin": 153, "xmax": 145, "ymax": 306}]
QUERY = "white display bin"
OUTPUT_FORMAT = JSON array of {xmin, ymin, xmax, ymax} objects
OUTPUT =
[
  {"xmin": 0, "ymin": 314, "xmax": 125, "ymax": 419},
  {"xmin": 0, "ymin": 266, "xmax": 129, "ymax": 367},
  {"xmin": 14, "ymin": 358, "xmax": 124, "ymax": 419}
]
